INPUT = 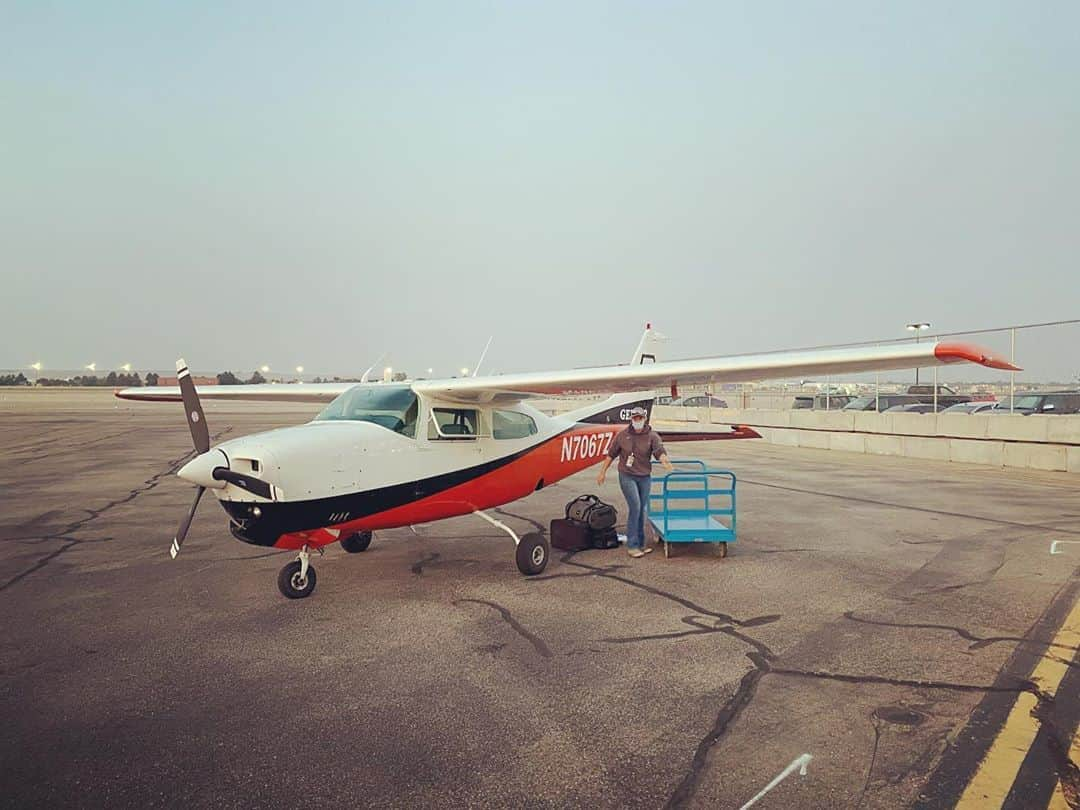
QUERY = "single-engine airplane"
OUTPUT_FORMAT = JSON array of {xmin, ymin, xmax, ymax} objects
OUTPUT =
[{"xmin": 117, "ymin": 326, "xmax": 1018, "ymax": 599}]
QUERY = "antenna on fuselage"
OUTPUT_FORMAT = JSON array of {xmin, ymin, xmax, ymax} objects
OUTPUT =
[
  {"xmin": 472, "ymin": 336, "xmax": 494, "ymax": 377},
  {"xmin": 360, "ymin": 352, "xmax": 387, "ymax": 383}
]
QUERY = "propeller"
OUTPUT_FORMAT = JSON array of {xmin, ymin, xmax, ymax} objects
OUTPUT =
[
  {"xmin": 172, "ymin": 358, "xmax": 208, "ymax": 558},
  {"xmin": 169, "ymin": 358, "xmax": 282, "ymax": 558}
]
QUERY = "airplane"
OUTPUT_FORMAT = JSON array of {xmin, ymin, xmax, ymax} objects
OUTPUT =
[{"xmin": 116, "ymin": 326, "xmax": 1018, "ymax": 599}]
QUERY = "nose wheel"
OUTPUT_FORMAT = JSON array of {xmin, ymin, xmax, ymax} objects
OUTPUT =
[
  {"xmin": 278, "ymin": 546, "xmax": 318, "ymax": 599},
  {"xmin": 340, "ymin": 530, "xmax": 373, "ymax": 553}
]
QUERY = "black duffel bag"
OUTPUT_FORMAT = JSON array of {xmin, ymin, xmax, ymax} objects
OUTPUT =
[{"xmin": 565, "ymin": 494, "xmax": 617, "ymax": 531}]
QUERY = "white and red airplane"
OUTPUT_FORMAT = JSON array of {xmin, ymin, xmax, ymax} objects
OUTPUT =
[{"xmin": 117, "ymin": 327, "xmax": 1018, "ymax": 599}]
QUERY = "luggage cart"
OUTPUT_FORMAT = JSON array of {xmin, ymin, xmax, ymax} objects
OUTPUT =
[{"xmin": 648, "ymin": 460, "xmax": 737, "ymax": 558}]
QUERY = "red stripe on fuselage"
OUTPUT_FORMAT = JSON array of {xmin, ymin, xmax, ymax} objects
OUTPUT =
[{"xmin": 273, "ymin": 424, "xmax": 624, "ymax": 550}]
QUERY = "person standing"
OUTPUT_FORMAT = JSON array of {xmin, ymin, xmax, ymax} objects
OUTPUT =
[{"xmin": 596, "ymin": 406, "xmax": 674, "ymax": 557}]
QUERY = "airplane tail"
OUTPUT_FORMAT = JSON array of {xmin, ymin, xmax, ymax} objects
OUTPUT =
[{"xmin": 630, "ymin": 323, "xmax": 666, "ymax": 366}]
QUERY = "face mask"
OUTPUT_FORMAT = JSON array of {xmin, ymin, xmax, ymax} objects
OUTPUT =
[{"xmin": 631, "ymin": 419, "xmax": 645, "ymax": 431}]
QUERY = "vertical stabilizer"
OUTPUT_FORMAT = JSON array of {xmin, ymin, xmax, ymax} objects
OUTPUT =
[{"xmin": 630, "ymin": 323, "xmax": 666, "ymax": 365}]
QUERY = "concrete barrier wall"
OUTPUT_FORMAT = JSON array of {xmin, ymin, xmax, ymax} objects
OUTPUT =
[{"xmin": 651, "ymin": 405, "xmax": 1080, "ymax": 473}]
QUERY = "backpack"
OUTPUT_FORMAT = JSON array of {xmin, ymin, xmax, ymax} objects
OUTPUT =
[{"xmin": 565, "ymin": 494, "xmax": 617, "ymax": 531}]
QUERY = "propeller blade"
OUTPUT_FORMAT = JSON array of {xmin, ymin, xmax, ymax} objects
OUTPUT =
[
  {"xmin": 176, "ymin": 358, "xmax": 209, "ymax": 454},
  {"xmin": 172, "ymin": 486, "xmax": 205, "ymax": 558},
  {"xmin": 212, "ymin": 468, "xmax": 276, "ymax": 500}
]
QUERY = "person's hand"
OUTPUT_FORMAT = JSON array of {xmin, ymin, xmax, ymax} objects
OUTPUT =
[{"xmin": 596, "ymin": 470, "xmax": 606, "ymax": 485}]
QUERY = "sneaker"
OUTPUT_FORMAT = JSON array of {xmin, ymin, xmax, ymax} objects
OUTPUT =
[
  {"xmin": 641, "ymin": 547, "xmax": 654, "ymax": 555},
  {"xmin": 628, "ymin": 548, "xmax": 645, "ymax": 558}
]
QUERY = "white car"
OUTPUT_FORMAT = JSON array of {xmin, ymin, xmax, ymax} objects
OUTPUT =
[{"xmin": 940, "ymin": 401, "xmax": 1001, "ymax": 414}]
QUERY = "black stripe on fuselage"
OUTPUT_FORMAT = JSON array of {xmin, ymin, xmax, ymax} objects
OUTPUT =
[
  {"xmin": 221, "ymin": 422, "xmax": 593, "ymax": 546},
  {"xmin": 578, "ymin": 398, "xmax": 654, "ymax": 424}
]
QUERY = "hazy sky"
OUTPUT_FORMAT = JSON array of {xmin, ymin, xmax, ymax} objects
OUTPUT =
[{"xmin": 3, "ymin": 2, "xmax": 1078, "ymax": 381}]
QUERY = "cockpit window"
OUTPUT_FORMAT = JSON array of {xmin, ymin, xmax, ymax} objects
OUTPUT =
[{"xmin": 313, "ymin": 384, "xmax": 419, "ymax": 438}]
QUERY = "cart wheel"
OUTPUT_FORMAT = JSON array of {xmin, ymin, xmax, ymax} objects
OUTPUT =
[{"xmin": 718, "ymin": 542, "xmax": 729, "ymax": 558}]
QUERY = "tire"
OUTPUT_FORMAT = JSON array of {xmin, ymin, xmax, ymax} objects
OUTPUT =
[
  {"xmin": 516, "ymin": 532, "xmax": 550, "ymax": 576},
  {"xmin": 340, "ymin": 531, "xmax": 373, "ymax": 553},
  {"xmin": 277, "ymin": 560, "xmax": 317, "ymax": 599}
]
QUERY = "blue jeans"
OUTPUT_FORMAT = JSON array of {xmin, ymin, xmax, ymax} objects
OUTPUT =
[{"xmin": 618, "ymin": 472, "xmax": 652, "ymax": 550}]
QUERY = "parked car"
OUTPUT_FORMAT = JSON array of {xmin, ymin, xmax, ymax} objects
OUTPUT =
[
  {"xmin": 670, "ymin": 395, "xmax": 728, "ymax": 408},
  {"xmin": 884, "ymin": 403, "xmax": 941, "ymax": 414},
  {"xmin": 904, "ymin": 384, "xmax": 971, "ymax": 408},
  {"xmin": 1006, "ymin": 390, "xmax": 1080, "ymax": 415},
  {"xmin": 842, "ymin": 394, "xmax": 923, "ymax": 412},
  {"xmin": 941, "ymin": 401, "xmax": 1002, "ymax": 414},
  {"xmin": 792, "ymin": 394, "xmax": 855, "ymax": 410}
]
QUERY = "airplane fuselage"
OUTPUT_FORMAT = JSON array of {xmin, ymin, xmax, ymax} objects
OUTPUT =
[{"xmin": 189, "ymin": 389, "xmax": 660, "ymax": 550}]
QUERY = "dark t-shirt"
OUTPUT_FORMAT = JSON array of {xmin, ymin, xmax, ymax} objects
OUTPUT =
[{"xmin": 608, "ymin": 425, "xmax": 666, "ymax": 477}]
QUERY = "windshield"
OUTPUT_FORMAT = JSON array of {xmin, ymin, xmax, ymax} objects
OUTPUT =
[
  {"xmin": 1012, "ymin": 395, "xmax": 1042, "ymax": 409},
  {"xmin": 314, "ymin": 384, "xmax": 419, "ymax": 437},
  {"xmin": 843, "ymin": 397, "xmax": 874, "ymax": 410}
]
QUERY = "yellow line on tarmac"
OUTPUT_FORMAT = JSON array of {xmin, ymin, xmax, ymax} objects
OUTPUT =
[{"xmin": 955, "ymin": 597, "xmax": 1080, "ymax": 809}]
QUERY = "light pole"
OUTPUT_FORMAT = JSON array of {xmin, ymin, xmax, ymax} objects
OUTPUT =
[{"xmin": 906, "ymin": 322, "xmax": 931, "ymax": 385}]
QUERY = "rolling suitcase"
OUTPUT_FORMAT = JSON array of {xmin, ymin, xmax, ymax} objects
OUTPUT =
[{"xmin": 550, "ymin": 518, "xmax": 592, "ymax": 552}]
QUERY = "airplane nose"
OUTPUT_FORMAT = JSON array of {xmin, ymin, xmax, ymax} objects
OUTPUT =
[{"xmin": 178, "ymin": 449, "xmax": 229, "ymax": 489}]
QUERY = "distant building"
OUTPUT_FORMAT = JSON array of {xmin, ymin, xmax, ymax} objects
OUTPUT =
[{"xmin": 157, "ymin": 376, "xmax": 218, "ymax": 386}]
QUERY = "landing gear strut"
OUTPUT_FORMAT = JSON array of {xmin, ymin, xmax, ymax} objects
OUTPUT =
[
  {"xmin": 277, "ymin": 545, "xmax": 318, "ymax": 599},
  {"xmin": 474, "ymin": 510, "xmax": 550, "ymax": 576}
]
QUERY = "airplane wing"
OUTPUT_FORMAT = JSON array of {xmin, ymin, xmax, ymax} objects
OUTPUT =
[
  {"xmin": 412, "ymin": 341, "xmax": 1019, "ymax": 404},
  {"xmin": 114, "ymin": 382, "xmax": 355, "ymax": 403}
]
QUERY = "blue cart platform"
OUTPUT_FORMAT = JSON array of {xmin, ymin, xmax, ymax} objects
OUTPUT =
[{"xmin": 648, "ymin": 460, "xmax": 737, "ymax": 558}]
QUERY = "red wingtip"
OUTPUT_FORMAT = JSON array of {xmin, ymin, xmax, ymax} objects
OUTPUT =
[
  {"xmin": 735, "ymin": 425, "xmax": 762, "ymax": 439},
  {"xmin": 935, "ymin": 342, "xmax": 1021, "ymax": 372}
]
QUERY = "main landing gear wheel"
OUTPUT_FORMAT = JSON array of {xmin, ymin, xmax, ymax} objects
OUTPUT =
[
  {"xmin": 515, "ymin": 532, "xmax": 549, "ymax": 576},
  {"xmin": 340, "ymin": 531, "xmax": 373, "ymax": 553},
  {"xmin": 278, "ymin": 559, "xmax": 317, "ymax": 599}
]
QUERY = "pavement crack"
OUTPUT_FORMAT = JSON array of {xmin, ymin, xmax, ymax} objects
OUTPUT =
[
  {"xmin": 740, "ymin": 479, "xmax": 1080, "ymax": 537},
  {"xmin": 0, "ymin": 427, "xmax": 233, "ymax": 592},
  {"xmin": 843, "ymin": 611, "xmax": 1079, "ymax": 653},
  {"xmin": 547, "ymin": 553, "xmax": 781, "ymax": 629},
  {"xmin": 768, "ymin": 666, "xmax": 1037, "ymax": 695},
  {"xmin": 855, "ymin": 715, "xmax": 885, "ymax": 810},
  {"xmin": 665, "ymin": 651, "xmax": 770, "ymax": 809},
  {"xmin": 454, "ymin": 598, "xmax": 552, "ymax": 659}
]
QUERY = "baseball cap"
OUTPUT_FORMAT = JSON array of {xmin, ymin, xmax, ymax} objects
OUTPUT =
[{"xmin": 628, "ymin": 406, "xmax": 648, "ymax": 417}]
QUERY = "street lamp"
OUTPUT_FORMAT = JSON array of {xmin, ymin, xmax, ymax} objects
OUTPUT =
[
  {"xmin": 906, "ymin": 322, "xmax": 931, "ymax": 385},
  {"xmin": 120, "ymin": 363, "xmax": 132, "ymax": 372},
  {"xmin": 260, "ymin": 365, "xmax": 270, "ymax": 374}
]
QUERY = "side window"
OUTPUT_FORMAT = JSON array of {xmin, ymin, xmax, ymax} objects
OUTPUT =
[
  {"xmin": 493, "ymin": 410, "xmax": 537, "ymax": 440},
  {"xmin": 429, "ymin": 408, "xmax": 479, "ymax": 439}
]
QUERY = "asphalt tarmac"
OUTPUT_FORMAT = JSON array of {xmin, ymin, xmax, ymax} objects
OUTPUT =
[{"xmin": 2, "ymin": 389, "xmax": 1079, "ymax": 809}]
